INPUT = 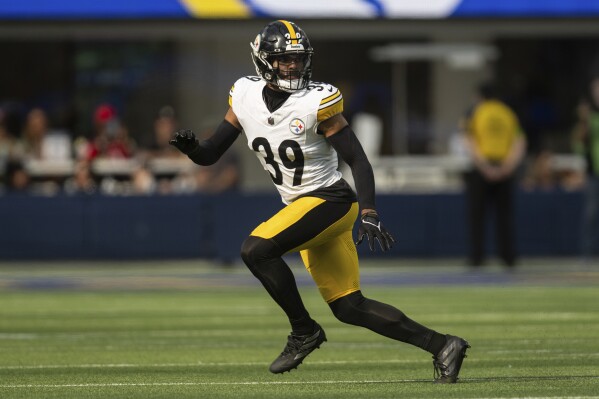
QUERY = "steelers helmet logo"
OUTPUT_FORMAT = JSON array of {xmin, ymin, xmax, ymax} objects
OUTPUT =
[{"xmin": 289, "ymin": 118, "xmax": 305, "ymax": 134}]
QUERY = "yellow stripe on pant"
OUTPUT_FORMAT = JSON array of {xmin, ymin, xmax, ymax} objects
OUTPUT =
[{"xmin": 251, "ymin": 197, "xmax": 360, "ymax": 303}]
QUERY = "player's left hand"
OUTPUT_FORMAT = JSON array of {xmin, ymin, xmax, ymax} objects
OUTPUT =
[{"xmin": 355, "ymin": 211, "xmax": 395, "ymax": 252}]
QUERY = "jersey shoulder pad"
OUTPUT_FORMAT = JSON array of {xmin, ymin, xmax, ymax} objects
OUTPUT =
[
  {"xmin": 310, "ymin": 82, "xmax": 343, "ymax": 122},
  {"xmin": 229, "ymin": 76, "xmax": 263, "ymax": 106}
]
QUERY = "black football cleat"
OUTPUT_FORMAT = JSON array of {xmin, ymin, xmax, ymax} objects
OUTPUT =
[
  {"xmin": 269, "ymin": 325, "xmax": 327, "ymax": 374},
  {"xmin": 433, "ymin": 335, "xmax": 470, "ymax": 383}
]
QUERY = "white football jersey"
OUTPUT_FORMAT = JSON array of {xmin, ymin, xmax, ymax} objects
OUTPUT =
[{"xmin": 229, "ymin": 76, "xmax": 344, "ymax": 204}]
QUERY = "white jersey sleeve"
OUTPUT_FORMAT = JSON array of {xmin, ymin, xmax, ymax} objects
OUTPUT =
[{"xmin": 229, "ymin": 77, "xmax": 344, "ymax": 204}]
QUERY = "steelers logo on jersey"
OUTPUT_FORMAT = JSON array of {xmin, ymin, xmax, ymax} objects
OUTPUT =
[{"xmin": 289, "ymin": 118, "xmax": 305, "ymax": 135}]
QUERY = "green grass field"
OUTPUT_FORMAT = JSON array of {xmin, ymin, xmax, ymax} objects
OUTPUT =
[{"xmin": 0, "ymin": 260, "xmax": 598, "ymax": 398}]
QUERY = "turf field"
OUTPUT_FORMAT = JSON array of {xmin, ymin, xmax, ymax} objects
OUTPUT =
[{"xmin": 0, "ymin": 259, "xmax": 598, "ymax": 399}]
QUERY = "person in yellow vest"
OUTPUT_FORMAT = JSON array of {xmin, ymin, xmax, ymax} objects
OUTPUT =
[{"xmin": 463, "ymin": 82, "xmax": 527, "ymax": 268}]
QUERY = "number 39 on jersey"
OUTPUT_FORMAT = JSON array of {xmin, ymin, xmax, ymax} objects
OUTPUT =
[{"xmin": 229, "ymin": 77, "xmax": 344, "ymax": 204}]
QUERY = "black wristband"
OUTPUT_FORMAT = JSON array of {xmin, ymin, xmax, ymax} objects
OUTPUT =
[{"xmin": 361, "ymin": 210, "xmax": 378, "ymax": 220}]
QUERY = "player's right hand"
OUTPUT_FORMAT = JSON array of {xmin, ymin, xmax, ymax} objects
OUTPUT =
[{"xmin": 169, "ymin": 129, "xmax": 199, "ymax": 154}]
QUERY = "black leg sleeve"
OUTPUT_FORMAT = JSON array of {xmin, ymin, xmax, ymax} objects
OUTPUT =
[
  {"xmin": 240, "ymin": 236, "xmax": 315, "ymax": 335},
  {"xmin": 329, "ymin": 291, "xmax": 446, "ymax": 355}
]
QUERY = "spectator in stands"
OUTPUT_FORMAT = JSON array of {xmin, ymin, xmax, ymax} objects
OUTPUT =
[
  {"xmin": 520, "ymin": 149, "xmax": 557, "ymax": 192},
  {"xmin": 146, "ymin": 106, "xmax": 183, "ymax": 160},
  {"xmin": 130, "ymin": 165, "xmax": 157, "ymax": 195},
  {"xmin": 82, "ymin": 104, "xmax": 136, "ymax": 160},
  {"xmin": 8, "ymin": 108, "xmax": 71, "ymax": 195},
  {"xmin": 12, "ymin": 107, "xmax": 72, "ymax": 162},
  {"xmin": 462, "ymin": 82, "xmax": 527, "ymax": 269},
  {"xmin": 141, "ymin": 106, "xmax": 186, "ymax": 194},
  {"xmin": 572, "ymin": 77, "xmax": 599, "ymax": 260},
  {"xmin": 63, "ymin": 160, "xmax": 97, "ymax": 195},
  {"xmin": 3, "ymin": 159, "xmax": 31, "ymax": 194}
]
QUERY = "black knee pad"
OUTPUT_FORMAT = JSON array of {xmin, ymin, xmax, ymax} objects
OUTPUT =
[{"xmin": 240, "ymin": 236, "xmax": 283, "ymax": 270}]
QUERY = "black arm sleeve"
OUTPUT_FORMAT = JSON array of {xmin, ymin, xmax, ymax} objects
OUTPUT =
[
  {"xmin": 187, "ymin": 120, "xmax": 241, "ymax": 166},
  {"xmin": 326, "ymin": 125, "xmax": 376, "ymax": 210}
]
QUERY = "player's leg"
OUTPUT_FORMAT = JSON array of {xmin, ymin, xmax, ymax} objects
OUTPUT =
[
  {"xmin": 241, "ymin": 236, "xmax": 314, "ymax": 334},
  {"xmin": 302, "ymin": 232, "xmax": 446, "ymax": 353},
  {"xmin": 241, "ymin": 197, "xmax": 351, "ymax": 334},
  {"xmin": 301, "ymin": 224, "xmax": 469, "ymax": 383},
  {"xmin": 240, "ymin": 197, "xmax": 353, "ymax": 373}
]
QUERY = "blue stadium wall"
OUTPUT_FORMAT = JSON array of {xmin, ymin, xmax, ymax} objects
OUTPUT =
[
  {"xmin": 2, "ymin": 0, "xmax": 599, "ymax": 20},
  {"xmin": 0, "ymin": 191, "xmax": 583, "ymax": 261}
]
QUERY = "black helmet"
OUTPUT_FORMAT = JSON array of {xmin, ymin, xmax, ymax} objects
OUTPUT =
[{"xmin": 250, "ymin": 20, "xmax": 313, "ymax": 92}]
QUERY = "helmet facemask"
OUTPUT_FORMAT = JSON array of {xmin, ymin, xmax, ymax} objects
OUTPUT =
[{"xmin": 267, "ymin": 52, "xmax": 312, "ymax": 92}]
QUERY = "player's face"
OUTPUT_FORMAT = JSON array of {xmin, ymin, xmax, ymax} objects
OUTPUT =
[{"xmin": 271, "ymin": 54, "xmax": 306, "ymax": 80}]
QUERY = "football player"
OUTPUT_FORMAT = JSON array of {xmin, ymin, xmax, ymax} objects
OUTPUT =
[{"xmin": 170, "ymin": 20, "xmax": 469, "ymax": 383}]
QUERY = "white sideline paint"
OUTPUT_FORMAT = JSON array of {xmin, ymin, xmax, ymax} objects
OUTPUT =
[{"xmin": 1, "ymin": 352, "xmax": 598, "ymax": 370}]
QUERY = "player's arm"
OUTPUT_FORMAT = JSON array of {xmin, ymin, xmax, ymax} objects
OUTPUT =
[
  {"xmin": 321, "ymin": 114, "xmax": 395, "ymax": 251},
  {"xmin": 321, "ymin": 114, "xmax": 375, "ymax": 213},
  {"xmin": 170, "ymin": 108, "xmax": 242, "ymax": 166}
]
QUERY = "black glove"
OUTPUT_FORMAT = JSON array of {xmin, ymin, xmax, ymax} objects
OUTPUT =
[
  {"xmin": 355, "ymin": 211, "xmax": 395, "ymax": 252},
  {"xmin": 169, "ymin": 129, "xmax": 199, "ymax": 155}
]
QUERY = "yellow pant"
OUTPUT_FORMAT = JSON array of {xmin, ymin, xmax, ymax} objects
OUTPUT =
[{"xmin": 250, "ymin": 197, "xmax": 360, "ymax": 303}]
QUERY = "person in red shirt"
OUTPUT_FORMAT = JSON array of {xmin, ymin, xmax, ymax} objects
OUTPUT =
[{"xmin": 84, "ymin": 104, "xmax": 135, "ymax": 161}]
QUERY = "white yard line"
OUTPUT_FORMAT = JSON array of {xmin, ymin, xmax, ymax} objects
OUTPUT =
[
  {"xmin": 1, "ymin": 380, "xmax": 599, "ymax": 395},
  {"xmin": 1, "ymin": 380, "xmax": 421, "ymax": 388},
  {"xmin": 0, "ymin": 359, "xmax": 414, "ymax": 370},
  {"xmin": 1, "ymin": 352, "xmax": 598, "ymax": 370}
]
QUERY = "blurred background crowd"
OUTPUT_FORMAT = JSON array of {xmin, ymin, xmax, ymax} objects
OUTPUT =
[
  {"xmin": 0, "ymin": 68, "xmax": 590, "ymax": 198},
  {"xmin": 0, "ymin": 103, "xmax": 240, "ymax": 196},
  {"xmin": 1, "ymin": 14, "xmax": 597, "ymax": 198}
]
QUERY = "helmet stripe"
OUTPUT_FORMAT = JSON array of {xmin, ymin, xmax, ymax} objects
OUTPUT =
[{"xmin": 279, "ymin": 19, "xmax": 298, "ymax": 44}]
